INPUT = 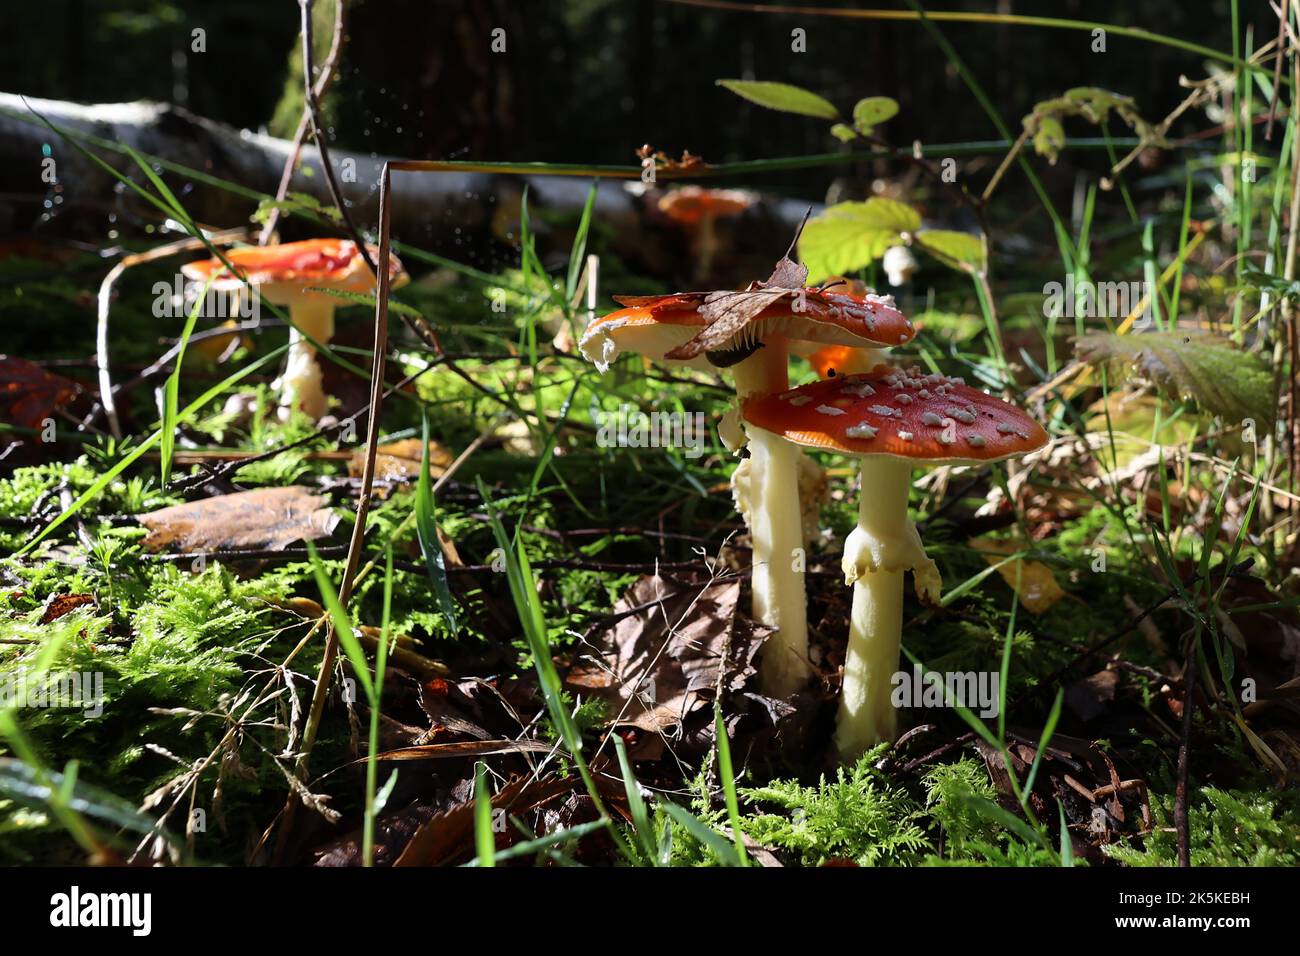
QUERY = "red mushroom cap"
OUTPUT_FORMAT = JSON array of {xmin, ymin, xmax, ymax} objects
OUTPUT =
[
  {"xmin": 740, "ymin": 366, "xmax": 1048, "ymax": 465},
  {"xmin": 181, "ymin": 238, "xmax": 405, "ymax": 294},
  {"xmin": 658, "ymin": 186, "xmax": 755, "ymax": 225}
]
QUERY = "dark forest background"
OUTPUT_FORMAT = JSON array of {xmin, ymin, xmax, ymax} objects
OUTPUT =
[{"xmin": 0, "ymin": 0, "xmax": 1275, "ymax": 172}]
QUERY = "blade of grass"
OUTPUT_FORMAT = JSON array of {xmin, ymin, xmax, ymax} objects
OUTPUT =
[
  {"xmin": 473, "ymin": 760, "xmax": 495, "ymax": 867},
  {"xmin": 415, "ymin": 413, "xmax": 458, "ymax": 633},
  {"xmin": 614, "ymin": 736, "xmax": 658, "ymax": 863},
  {"xmin": 713, "ymin": 702, "xmax": 749, "ymax": 867},
  {"xmin": 306, "ymin": 542, "xmax": 374, "ymax": 705}
]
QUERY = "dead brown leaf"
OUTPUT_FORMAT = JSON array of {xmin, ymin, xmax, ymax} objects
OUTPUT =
[
  {"xmin": 0, "ymin": 355, "xmax": 80, "ymax": 431},
  {"xmin": 974, "ymin": 538, "xmax": 1065, "ymax": 615},
  {"xmin": 39, "ymin": 593, "xmax": 95, "ymax": 624},
  {"xmin": 566, "ymin": 574, "xmax": 768, "ymax": 736},
  {"xmin": 349, "ymin": 438, "xmax": 453, "ymax": 482},
  {"xmin": 137, "ymin": 486, "xmax": 339, "ymax": 552}
]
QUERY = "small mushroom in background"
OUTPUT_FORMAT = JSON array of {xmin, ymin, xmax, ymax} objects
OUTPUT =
[
  {"xmin": 580, "ymin": 285, "xmax": 917, "ymax": 698},
  {"xmin": 741, "ymin": 365, "xmax": 1048, "ymax": 759},
  {"xmin": 882, "ymin": 245, "xmax": 919, "ymax": 287},
  {"xmin": 658, "ymin": 186, "xmax": 755, "ymax": 283},
  {"xmin": 183, "ymin": 239, "xmax": 407, "ymax": 420}
]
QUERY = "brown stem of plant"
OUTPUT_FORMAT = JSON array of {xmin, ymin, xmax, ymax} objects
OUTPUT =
[
  {"xmin": 295, "ymin": 0, "xmax": 377, "ymax": 278},
  {"xmin": 1174, "ymin": 629, "xmax": 1199, "ymax": 868},
  {"xmin": 1266, "ymin": 0, "xmax": 1290, "ymax": 140},
  {"xmin": 274, "ymin": 163, "xmax": 393, "ymax": 862},
  {"xmin": 259, "ymin": 0, "xmax": 347, "ymax": 246},
  {"xmin": 981, "ymin": 128, "xmax": 1030, "ymax": 203}
]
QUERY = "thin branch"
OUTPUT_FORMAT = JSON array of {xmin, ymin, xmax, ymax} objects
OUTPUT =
[
  {"xmin": 297, "ymin": 0, "xmax": 376, "ymax": 275},
  {"xmin": 260, "ymin": 0, "xmax": 347, "ymax": 245}
]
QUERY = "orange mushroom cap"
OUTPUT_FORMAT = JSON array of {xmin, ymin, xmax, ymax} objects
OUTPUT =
[
  {"xmin": 741, "ymin": 366, "xmax": 1048, "ymax": 465},
  {"xmin": 657, "ymin": 186, "xmax": 755, "ymax": 225},
  {"xmin": 581, "ymin": 287, "xmax": 916, "ymax": 371},
  {"xmin": 181, "ymin": 238, "xmax": 406, "ymax": 296}
]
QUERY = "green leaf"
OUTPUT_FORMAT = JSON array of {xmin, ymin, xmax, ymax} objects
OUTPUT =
[
  {"xmin": 830, "ymin": 123, "xmax": 858, "ymax": 143},
  {"xmin": 716, "ymin": 79, "xmax": 839, "ymax": 119},
  {"xmin": 1075, "ymin": 331, "xmax": 1277, "ymax": 429},
  {"xmin": 798, "ymin": 199, "xmax": 921, "ymax": 282},
  {"xmin": 852, "ymin": 96, "xmax": 899, "ymax": 134},
  {"xmin": 415, "ymin": 413, "xmax": 458, "ymax": 633},
  {"xmin": 914, "ymin": 229, "xmax": 986, "ymax": 273},
  {"xmin": 1031, "ymin": 116, "xmax": 1067, "ymax": 162}
]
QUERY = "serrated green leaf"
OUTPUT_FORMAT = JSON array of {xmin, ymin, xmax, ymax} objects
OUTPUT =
[
  {"xmin": 798, "ymin": 199, "xmax": 921, "ymax": 282},
  {"xmin": 1075, "ymin": 331, "xmax": 1276, "ymax": 429},
  {"xmin": 914, "ymin": 229, "xmax": 986, "ymax": 273},
  {"xmin": 852, "ymin": 96, "xmax": 899, "ymax": 134},
  {"xmin": 716, "ymin": 79, "xmax": 839, "ymax": 119}
]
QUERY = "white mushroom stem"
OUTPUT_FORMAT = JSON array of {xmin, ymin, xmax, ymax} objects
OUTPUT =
[
  {"xmin": 835, "ymin": 455, "xmax": 941, "ymax": 759},
  {"xmin": 279, "ymin": 298, "xmax": 336, "ymax": 420},
  {"xmin": 731, "ymin": 345, "xmax": 811, "ymax": 696}
]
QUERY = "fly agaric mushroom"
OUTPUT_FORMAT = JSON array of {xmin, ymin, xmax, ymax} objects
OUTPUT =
[
  {"xmin": 578, "ymin": 294, "xmax": 713, "ymax": 373},
  {"xmin": 658, "ymin": 186, "xmax": 755, "ymax": 282},
  {"xmin": 741, "ymin": 365, "xmax": 1047, "ymax": 757},
  {"xmin": 182, "ymin": 239, "xmax": 407, "ymax": 419},
  {"xmin": 581, "ymin": 276, "xmax": 916, "ymax": 697}
]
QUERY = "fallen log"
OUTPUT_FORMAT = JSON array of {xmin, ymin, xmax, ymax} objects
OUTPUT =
[{"xmin": 0, "ymin": 92, "xmax": 820, "ymax": 283}]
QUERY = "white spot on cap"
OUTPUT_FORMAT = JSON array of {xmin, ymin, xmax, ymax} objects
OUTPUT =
[
  {"xmin": 898, "ymin": 430, "xmax": 914, "ymax": 441},
  {"xmin": 967, "ymin": 434, "xmax": 986, "ymax": 448},
  {"xmin": 846, "ymin": 422, "xmax": 878, "ymax": 439},
  {"xmin": 895, "ymin": 393, "xmax": 914, "ymax": 405},
  {"xmin": 816, "ymin": 404, "xmax": 846, "ymax": 416},
  {"xmin": 840, "ymin": 382, "xmax": 876, "ymax": 397},
  {"xmin": 869, "ymin": 404, "xmax": 899, "ymax": 417},
  {"xmin": 921, "ymin": 411, "xmax": 945, "ymax": 426},
  {"xmin": 945, "ymin": 406, "xmax": 977, "ymax": 424},
  {"xmin": 789, "ymin": 395, "xmax": 813, "ymax": 407}
]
